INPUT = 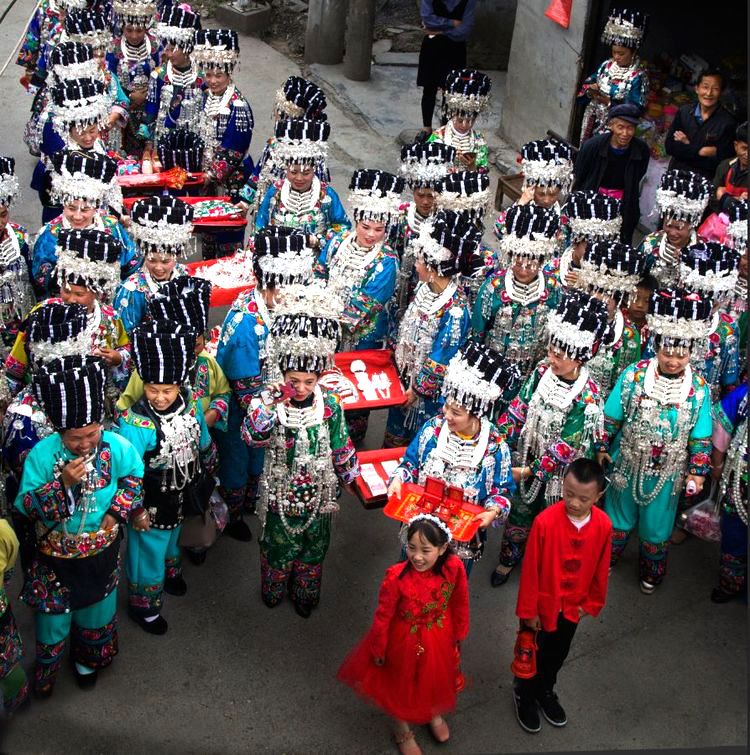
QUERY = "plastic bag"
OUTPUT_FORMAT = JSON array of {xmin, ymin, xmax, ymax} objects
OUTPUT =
[
  {"xmin": 209, "ymin": 489, "xmax": 229, "ymax": 533},
  {"xmin": 680, "ymin": 499, "xmax": 721, "ymax": 542},
  {"xmin": 697, "ymin": 212, "xmax": 729, "ymax": 243}
]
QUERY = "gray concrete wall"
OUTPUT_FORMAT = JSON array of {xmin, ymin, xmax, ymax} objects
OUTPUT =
[
  {"xmin": 467, "ymin": 0, "xmax": 518, "ymax": 70},
  {"xmin": 500, "ymin": 0, "xmax": 593, "ymax": 148}
]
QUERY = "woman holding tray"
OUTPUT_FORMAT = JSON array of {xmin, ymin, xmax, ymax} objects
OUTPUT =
[
  {"xmin": 384, "ymin": 210, "xmax": 477, "ymax": 448},
  {"xmin": 214, "ymin": 227, "xmax": 316, "ymax": 540},
  {"xmin": 387, "ymin": 341, "xmax": 519, "ymax": 575}
]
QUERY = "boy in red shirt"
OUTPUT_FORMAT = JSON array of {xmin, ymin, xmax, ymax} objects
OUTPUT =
[{"xmin": 512, "ymin": 458, "xmax": 612, "ymax": 733}]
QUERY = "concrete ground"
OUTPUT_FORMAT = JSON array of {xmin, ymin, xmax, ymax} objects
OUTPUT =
[{"xmin": 0, "ymin": 7, "xmax": 746, "ymax": 753}]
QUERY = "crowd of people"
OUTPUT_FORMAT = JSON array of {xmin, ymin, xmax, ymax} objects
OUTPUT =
[{"xmin": 0, "ymin": 1, "xmax": 746, "ymax": 753}]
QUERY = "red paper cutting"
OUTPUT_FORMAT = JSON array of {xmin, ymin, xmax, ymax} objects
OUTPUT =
[{"xmin": 544, "ymin": 0, "xmax": 572, "ymax": 28}]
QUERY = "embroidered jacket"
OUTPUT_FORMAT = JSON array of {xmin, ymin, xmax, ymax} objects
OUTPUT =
[
  {"xmin": 215, "ymin": 287, "xmax": 272, "ymax": 407},
  {"xmin": 116, "ymin": 350, "xmax": 231, "ymax": 432},
  {"xmin": 198, "ymin": 85, "xmax": 254, "ymax": 186},
  {"xmin": 13, "ymin": 430, "xmax": 144, "ymax": 613},
  {"xmin": 0, "ymin": 224, "xmax": 34, "ymax": 356},
  {"xmin": 315, "ymin": 230, "xmax": 399, "ymax": 349},
  {"xmin": 241, "ymin": 387, "xmax": 360, "ymax": 502},
  {"xmin": 1, "ymin": 386, "xmax": 55, "ymax": 487},
  {"xmin": 113, "ymin": 264, "xmax": 188, "ymax": 335},
  {"xmin": 140, "ymin": 62, "xmax": 205, "ymax": 141},
  {"xmin": 256, "ymin": 178, "xmax": 350, "ymax": 249},
  {"xmin": 393, "ymin": 414, "xmax": 515, "ymax": 520},
  {"xmin": 472, "ymin": 268, "xmax": 560, "ymax": 383},
  {"xmin": 712, "ymin": 383, "xmax": 748, "ymax": 517},
  {"xmin": 5, "ymin": 297, "xmax": 132, "ymax": 395},
  {"xmin": 585, "ymin": 312, "xmax": 641, "ymax": 401},
  {"xmin": 496, "ymin": 361, "xmax": 604, "ymax": 484},
  {"xmin": 16, "ymin": 0, "xmax": 63, "ymax": 71},
  {"xmin": 32, "ymin": 213, "xmax": 141, "ymax": 295},
  {"xmin": 597, "ymin": 359, "xmax": 712, "ymax": 507}
]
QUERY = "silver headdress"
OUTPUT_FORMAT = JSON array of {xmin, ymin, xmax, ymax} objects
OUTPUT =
[
  {"xmin": 647, "ymin": 287, "xmax": 713, "ymax": 352},
  {"xmin": 442, "ymin": 341, "xmax": 521, "ymax": 419},
  {"xmin": 655, "ymin": 169, "xmax": 711, "ymax": 227},
  {"xmin": 520, "ymin": 138, "xmax": 574, "ymax": 192},
  {"xmin": 601, "ymin": 8, "xmax": 647, "ymax": 48}
]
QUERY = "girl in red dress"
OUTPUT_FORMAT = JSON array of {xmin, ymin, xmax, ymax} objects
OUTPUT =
[{"xmin": 337, "ymin": 515, "xmax": 469, "ymax": 754}]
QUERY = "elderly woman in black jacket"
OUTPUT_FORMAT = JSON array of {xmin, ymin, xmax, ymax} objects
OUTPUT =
[{"xmin": 573, "ymin": 103, "xmax": 650, "ymax": 244}]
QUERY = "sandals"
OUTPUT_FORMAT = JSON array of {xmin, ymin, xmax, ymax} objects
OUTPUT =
[
  {"xmin": 393, "ymin": 729, "xmax": 422, "ymax": 755},
  {"xmin": 429, "ymin": 716, "xmax": 450, "ymax": 743}
]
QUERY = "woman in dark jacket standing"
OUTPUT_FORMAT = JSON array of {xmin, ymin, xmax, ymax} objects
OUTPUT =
[{"xmin": 417, "ymin": 0, "xmax": 477, "ymax": 136}]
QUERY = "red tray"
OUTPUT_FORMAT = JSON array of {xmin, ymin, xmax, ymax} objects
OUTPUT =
[
  {"xmin": 186, "ymin": 255, "xmax": 255, "ymax": 307},
  {"xmin": 122, "ymin": 195, "xmax": 248, "ymax": 227},
  {"xmin": 384, "ymin": 477, "xmax": 485, "ymax": 542},
  {"xmin": 332, "ymin": 349, "xmax": 406, "ymax": 411},
  {"xmin": 354, "ymin": 446, "xmax": 407, "ymax": 509}
]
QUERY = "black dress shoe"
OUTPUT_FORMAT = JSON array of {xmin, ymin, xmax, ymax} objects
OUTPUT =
[
  {"xmin": 224, "ymin": 518, "xmax": 253, "ymax": 542},
  {"xmin": 293, "ymin": 601, "xmax": 312, "ymax": 619},
  {"xmin": 128, "ymin": 607, "xmax": 168, "ymax": 635},
  {"xmin": 491, "ymin": 568, "xmax": 512, "ymax": 588},
  {"xmin": 32, "ymin": 683, "xmax": 55, "ymax": 700},
  {"xmin": 164, "ymin": 575, "xmax": 188, "ymax": 596},
  {"xmin": 536, "ymin": 690, "xmax": 567, "ymax": 726},
  {"xmin": 710, "ymin": 587, "xmax": 745, "ymax": 603},
  {"xmin": 185, "ymin": 548, "xmax": 207, "ymax": 566},
  {"xmin": 73, "ymin": 668, "xmax": 98, "ymax": 691}
]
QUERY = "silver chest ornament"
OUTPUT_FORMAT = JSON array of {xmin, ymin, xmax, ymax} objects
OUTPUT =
[{"xmin": 610, "ymin": 361, "xmax": 701, "ymax": 506}]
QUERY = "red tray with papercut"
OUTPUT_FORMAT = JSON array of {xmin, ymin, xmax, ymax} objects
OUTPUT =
[
  {"xmin": 354, "ymin": 446, "xmax": 407, "ymax": 510},
  {"xmin": 327, "ymin": 349, "xmax": 406, "ymax": 411},
  {"xmin": 186, "ymin": 255, "xmax": 255, "ymax": 307},
  {"xmin": 384, "ymin": 476, "xmax": 484, "ymax": 542},
  {"xmin": 122, "ymin": 195, "xmax": 247, "ymax": 227}
]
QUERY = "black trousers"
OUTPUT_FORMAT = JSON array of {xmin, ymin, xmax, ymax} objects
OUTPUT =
[{"xmin": 515, "ymin": 613, "xmax": 578, "ymax": 700}]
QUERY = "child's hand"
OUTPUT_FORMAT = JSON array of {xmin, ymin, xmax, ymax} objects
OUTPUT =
[
  {"xmin": 523, "ymin": 616, "xmax": 541, "ymax": 631},
  {"xmin": 373, "ymin": 656, "xmax": 385, "ymax": 666},
  {"xmin": 596, "ymin": 451, "xmax": 612, "ymax": 467},
  {"xmin": 578, "ymin": 606, "xmax": 586, "ymax": 619}
]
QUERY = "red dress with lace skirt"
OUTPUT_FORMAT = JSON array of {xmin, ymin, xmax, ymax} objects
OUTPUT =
[{"xmin": 337, "ymin": 554, "xmax": 470, "ymax": 724}]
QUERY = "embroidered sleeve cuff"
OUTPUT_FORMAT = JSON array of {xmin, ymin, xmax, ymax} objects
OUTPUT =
[
  {"xmin": 201, "ymin": 441, "xmax": 218, "ymax": 476},
  {"xmin": 240, "ymin": 400, "xmax": 276, "ymax": 446},
  {"xmin": 109, "ymin": 474, "xmax": 144, "ymax": 522},
  {"xmin": 485, "ymin": 493, "xmax": 511, "ymax": 524},
  {"xmin": 21, "ymin": 479, "xmax": 70, "ymax": 522},
  {"xmin": 333, "ymin": 439, "xmax": 360, "ymax": 484},
  {"xmin": 688, "ymin": 439, "xmax": 712, "ymax": 476},
  {"xmin": 413, "ymin": 358, "xmax": 447, "ymax": 399}
]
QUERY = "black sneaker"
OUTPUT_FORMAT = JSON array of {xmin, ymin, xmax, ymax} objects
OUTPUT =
[
  {"xmin": 164, "ymin": 575, "xmax": 188, "ymax": 596},
  {"xmin": 537, "ymin": 690, "xmax": 567, "ymax": 726},
  {"xmin": 185, "ymin": 548, "xmax": 207, "ymax": 566},
  {"xmin": 513, "ymin": 688, "xmax": 541, "ymax": 733},
  {"xmin": 293, "ymin": 601, "xmax": 313, "ymax": 619},
  {"xmin": 224, "ymin": 518, "xmax": 253, "ymax": 542}
]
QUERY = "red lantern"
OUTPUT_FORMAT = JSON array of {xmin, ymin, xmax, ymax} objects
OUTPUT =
[
  {"xmin": 544, "ymin": 0, "xmax": 573, "ymax": 29},
  {"xmin": 510, "ymin": 627, "xmax": 539, "ymax": 679}
]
